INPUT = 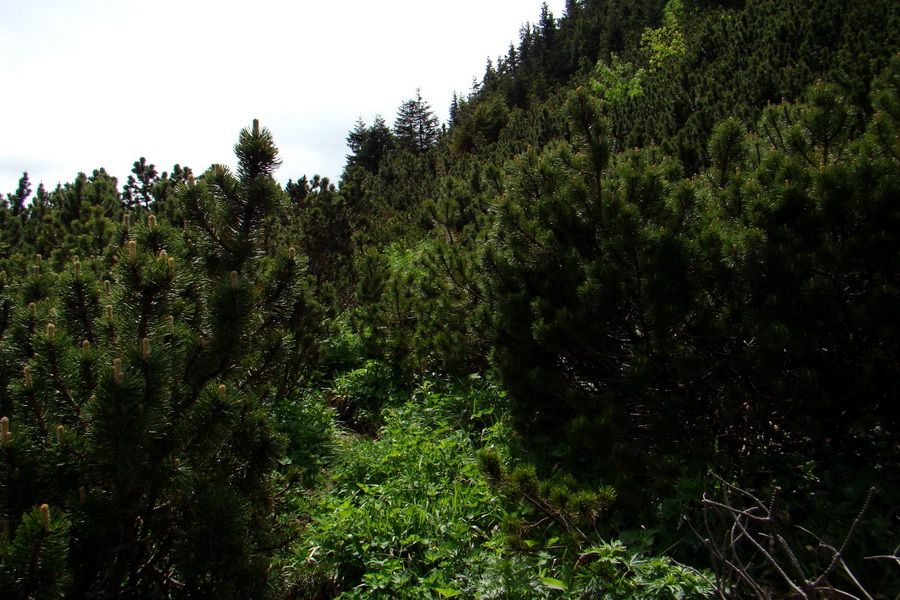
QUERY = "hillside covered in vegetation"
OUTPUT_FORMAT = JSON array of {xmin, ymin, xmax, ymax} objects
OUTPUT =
[{"xmin": 1, "ymin": 0, "xmax": 899, "ymax": 598}]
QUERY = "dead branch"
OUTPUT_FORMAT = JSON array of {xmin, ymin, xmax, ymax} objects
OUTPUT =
[{"xmin": 697, "ymin": 475, "xmax": 882, "ymax": 600}]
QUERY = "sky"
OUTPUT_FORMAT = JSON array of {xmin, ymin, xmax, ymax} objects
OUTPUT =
[{"xmin": 0, "ymin": 0, "xmax": 567, "ymax": 196}]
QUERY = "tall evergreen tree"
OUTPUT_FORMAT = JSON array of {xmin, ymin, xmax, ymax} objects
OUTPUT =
[
  {"xmin": 345, "ymin": 115, "xmax": 394, "ymax": 173},
  {"xmin": 122, "ymin": 158, "xmax": 159, "ymax": 209},
  {"xmin": 393, "ymin": 89, "xmax": 440, "ymax": 154},
  {"xmin": 8, "ymin": 173, "xmax": 32, "ymax": 218}
]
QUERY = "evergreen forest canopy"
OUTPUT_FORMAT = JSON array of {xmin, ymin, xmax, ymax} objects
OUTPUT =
[{"xmin": 1, "ymin": 0, "xmax": 899, "ymax": 598}]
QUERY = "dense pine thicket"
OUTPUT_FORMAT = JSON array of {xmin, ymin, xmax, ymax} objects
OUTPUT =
[{"xmin": 1, "ymin": 0, "xmax": 899, "ymax": 598}]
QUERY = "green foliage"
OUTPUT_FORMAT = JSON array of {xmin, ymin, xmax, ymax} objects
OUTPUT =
[
  {"xmin": 484, "ymin": 69, "xmax": 900, "ymax": 519},
  {"xmin": 0, "ymin": 503, "xmax": 72, "ymax": 599},
  {"xmin": 351, "ymin": 246, "xmax": 421, "ymax": 375},
  {"xmin": 0, "ymin": 121, "xmax": 329, "ymax": 598},
  {"xmin": 572, "ymin": 543, "xmax": 713, "ymax": 600},
  {"xmin": 641, "ymin": 0, "xmax": 686, "ymax": 71},
  {"xmin": 6, "ymin": 173, "xmax": 32, "ymax": 217},
  {"xmin": 870, "ymin": 54, "xmax": 900, "ymax": 158},
  {"xmin": 589, "ymin": 55, "xmax": 645, "ymax": 107},
  {"xmin": 351, "ymin": 205, "xmax": 490, "ymax": 378},
  {"xmin": 393, "ymin": 89, "xmax": 440, "ymax": 155},
  {"xmin": 275, "ymin": 391, "xmax": 338, "ymax": 483},
  {"xmin": 456, "ymin": 0, "xmax": 900, "ymax": 173},
  {"xmin": 353, "ymin": 157, "xmax": 494, "ymax": 377},
  {"xmin": 326, "ymin": 359, "xmax": 406, "ymax": 433},
  {"xmin": 450, "ymin": 92, "xmax": 511, "ymax": 154},
  {"xmin": 4, "ymin": 1, "xmax": 899, "ymax": 596},
  {"xmin": 345, "ymin": 116, "xmax": 395, "ymax": 174},
  {"xmin": 181, "ymin": 120, "xmax": 283, "ymax": 275},
  {"xmin": 283, "ymin": 174, "xmax": 356, "ymax": 300},
  {"xmin": 292, "ymin": 379, "xmax": 503, "ymax": 598},
  {"xmin": 287, "ymin": 375, "xmax": 712, "ymax": 599}
]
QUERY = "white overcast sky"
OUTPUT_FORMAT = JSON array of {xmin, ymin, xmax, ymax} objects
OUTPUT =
[{"xmin": 0, "ymin": 0, "xmax": 566, "ymax": 195}]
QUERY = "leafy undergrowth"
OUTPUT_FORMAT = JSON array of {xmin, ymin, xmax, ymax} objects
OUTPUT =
[{"xmin": 278, "ymin": 371, "xmax": 714, "ymax": 599}]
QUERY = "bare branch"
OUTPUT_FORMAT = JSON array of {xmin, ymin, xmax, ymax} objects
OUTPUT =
[
  {"xmin": 699, "ymin": 475, "xmax": 880, "ymax": 600},
  {"xmin": 811, "ymin": 486, "xmax": 876, "ymax": 587}
]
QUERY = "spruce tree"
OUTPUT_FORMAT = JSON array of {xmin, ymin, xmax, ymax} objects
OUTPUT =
[
  {"xmin": 122, "ymin": 158, "xmax": 159, "ymax": 210},
  {"xmin": 9, "ymin": 173, "xmax": 31, "ymax": 218},
  {"xmin": 393, "ymin": 89, "xmax": 440, "ymax": 154},
  {"xmin": 345, "ymin": 116, "xmax": 394, "ymax": 174}
]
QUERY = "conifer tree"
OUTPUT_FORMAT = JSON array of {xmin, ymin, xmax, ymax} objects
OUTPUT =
[
  {"xmin": 484, "ymin": 88, "xmax": 702, "ymax": 492},
  {"xmin": 0, "ymin": 120, "xmax": 328, "ymax": 598},
  {"xmin": 483, "ymin": 69, "xmax": 900, "ymax": 498},
  {"xmin": 8, "ymin": 173, "xmax": 31, "ymax": 218},
  {"xmin": 345, "ymin": 116, "xmax": 394, "ymax": 173},
  {"xmin": 284, "ymin": 174, "xmax": 356, "ymax": 300},
  {"xmin": 123, "ymin": 157, "xmax": 159, "ymax": 209},
  {"xmin": 393, "ymin": 89, "xmax": 440, "ymax": 154}
]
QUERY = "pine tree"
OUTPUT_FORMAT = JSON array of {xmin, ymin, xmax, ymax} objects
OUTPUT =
[
  {"xmin": 484, "ymin": 89, "xmax": 704, "ymax": 493},
  {"xmin": 0, "ymin": 120, "xmax": 329, "ymax": 598},
  {"xmin": 483, "ymin": 69, "xmax": 900, "ymax": 500},
  {"xmin": 285, "ymin": 174, "xmax": 356, "ymax": 299}
]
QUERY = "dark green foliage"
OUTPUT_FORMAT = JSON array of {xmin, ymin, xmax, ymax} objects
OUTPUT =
[
  {"xmin": 0, "ymin": 168, "xmax": 125, "ymax": 269},
  {"xmin": 484, "ymin": 67, "xmax": 900, "ymax": 528},
  {"xmin": 349, "ymin": 174, "xmax": 492, "ymax": 378},
  {"xmin": 2, "ymin": 0, "xmax": 899, "ymax": 595},
  {"xmin": 453, "ymin": 0, "xmax": 900, "ymax": 174},
  {"xmin": 0, "ymin": 504, "xmax": 71, "ymax": 599},
  {"xmin": 284, "ymin": 175, "xmax": 356, "ymax": 299},
  {"xmin": 122, "ymin": 157, "xmax": 158, "ymax": 209},
  {"xmin": 0, "ymin": 121, "xmax": 328, "ymax": 598},
  {"xmin": 392, "ymin": 89, "xmax": 440, "ymax": 155},
  {"xmin": 122, "ymin": 158, "xmax": 194, "ymax": 222},
  {"xmin": 345, "ymin": 116, "xmax": 394, "ymax": 174},
  {"xmin": 450, "ymin": 91, "xmax": 510, "ymax": 154},
  {"xmin": 288, "ymin": 380, "xmax": 502, "ymax": 598},
  {"xmin": 7, "ymin": 173, "xmax": 32, "ymax": 218},
  {"xmin": 293, "ymin": 377, "xmax": 714, "ymax": 600},
  {"xmin": 485, "ymin": 90, "xmax": 701, "ymax": 493},
  {"xmin": 350, "ymin": 246, "xmax": 420, "ymax": 375},
  {"xmin": 476, "ymin": 0, "xmax": 667, "ymax": 107},
  {"xmin": 181, "ymin": 121, "xmax": 283, "ymax": 275}
]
